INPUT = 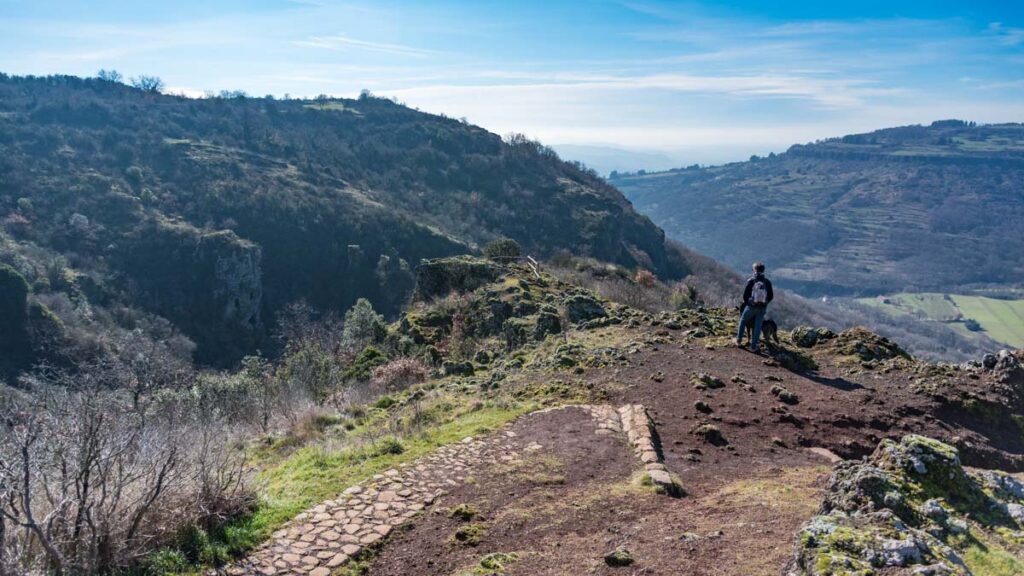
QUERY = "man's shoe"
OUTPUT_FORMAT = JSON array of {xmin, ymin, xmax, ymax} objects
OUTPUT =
[{"xmin": 735, "ymin": 339, "xmax": 743, "ymax": 347}]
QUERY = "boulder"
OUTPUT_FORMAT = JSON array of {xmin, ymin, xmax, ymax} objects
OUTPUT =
[
  {"xmin": 791, "ymin": 326, "xmax": 820, "ymax": 347},
  {"xmin": 563, "ymin": 293, "xmax": 606, "ymax": 323},
  {"xmin": 533, "ymin": 309, "xmax": 562, "ymax": 340},
  {"xmin": 993, "ymin": 349, "xmax": 1023, "ymax": 385},
  {"xmin": 604, "ymin": 547, "xmax": 634, "ymax": 567},
  {"xmin": 442, "ymin": 361, "xmax": 475, "ymax": 377}
]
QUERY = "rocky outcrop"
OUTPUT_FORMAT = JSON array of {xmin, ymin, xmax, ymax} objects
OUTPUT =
[
  {"xmin": 413, "ymin": 257, "xmax": 501, "ymax": 301},
  {"xmin": 116, "ymin": 219, "xmax": 262, "ymax": 364},
  {"xmin": 986, "ymin": 349, "xmax": 1024, "ymax": 386},
  {"xmin": 788, "ymin": 435, "xmax": 1024, "ymax": 575},
  {"xmin": 819, "ymin": 327, "xmax": 909, "ymax": 364}
]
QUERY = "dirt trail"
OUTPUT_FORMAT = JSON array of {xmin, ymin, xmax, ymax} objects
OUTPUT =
[{"xmin": 227, "ymin": 325, "xmax": 1022, "ymax": 575}]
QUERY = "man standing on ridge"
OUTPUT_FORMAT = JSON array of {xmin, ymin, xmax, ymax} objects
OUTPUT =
[{"xmin": 736, "ymin": 262, "xmax": 774, "ymax": 352}]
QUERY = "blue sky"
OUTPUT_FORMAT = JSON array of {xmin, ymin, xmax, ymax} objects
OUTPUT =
[{"xmin": 2, "ymin": 0, "xmax": 1023, "ymax": 165}]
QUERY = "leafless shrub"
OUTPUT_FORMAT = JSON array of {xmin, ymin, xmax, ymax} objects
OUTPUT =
[
  {"xmin": 0, "ymin": 370, "xmax": 252, "ymax": 575},
  {"xmin": 371, "ymin": 358, "xmax": 427, "ymax": 393}
]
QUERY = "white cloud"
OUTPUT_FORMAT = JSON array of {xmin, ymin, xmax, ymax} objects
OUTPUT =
[
  {"xmin": 295, "ymin": 34, "xmax": 437, "ymax": 57},
  {"xmin": 989, "ymin": 22, "xmax": 1024, "ymax": 46}
]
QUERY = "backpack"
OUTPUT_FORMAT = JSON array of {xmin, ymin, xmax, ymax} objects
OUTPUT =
[{"xmin": 750, "ymin": 280, "xmax": 768, "ymax": 305}]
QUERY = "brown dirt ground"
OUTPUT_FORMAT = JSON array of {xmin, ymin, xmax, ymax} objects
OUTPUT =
[{"xmin": 364, "ymin": 332, "xmax": 1023, "ymax": 575}]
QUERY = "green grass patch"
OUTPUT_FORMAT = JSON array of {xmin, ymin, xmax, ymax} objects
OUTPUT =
[
  {"xmin": 962, "ymin": 538, "xmax": 1024, "ymax": 576},
  {"xmin": 216, "ymin": 400, "xmax": 533, "ymax": 557}
]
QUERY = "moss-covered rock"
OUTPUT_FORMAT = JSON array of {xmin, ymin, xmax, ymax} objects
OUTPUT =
[
  {"xmin": 791, "ymin": 326, "xmax": 836, "ymax": 348},
  {"xmin": 443, "ymin": 361, "xmax": 475, "ymax": 377},
  {"xmin": 533, "ymin": 309, "xmax": 562, "ymax": 340},
  {"xmin": 603, "ymin": 546, "xmax": 634, "ymax": 567},
  {"xmin": 691, "ymin": 372, "xmax": 725, "ymax": 390},
  {"xmin": 414, "ymin": 257, "xmax": 501, "ymax": 301},
  {"xmin": 823, "ymin": 327, "xmax": 910, "ymax": 364},
  {"xmin": 563, "ymin": 293, "xmax": 606, "ymax": 323},
  {"xmin": 789, "ymin": 434, "xmax": 1024, "ymax": 576}
]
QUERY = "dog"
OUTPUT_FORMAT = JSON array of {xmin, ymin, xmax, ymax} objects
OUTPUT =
[{"xmin": 738, "ymin": 303, "xmax": 779, "ymax": 346}]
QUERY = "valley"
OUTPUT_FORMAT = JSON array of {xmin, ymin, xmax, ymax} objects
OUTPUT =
[
  {"xmin": 611, "ymin": 121, "xmax": 1024, "ymax": 360},
  {"xmin": 2, "ymin": 74, "xmax": 1024, "ymax": 576}
]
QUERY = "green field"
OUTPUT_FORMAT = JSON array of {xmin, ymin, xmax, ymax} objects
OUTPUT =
[
  {"xmin": 950, "ymin": 295, "xmax": 1024, "ymax": 348},
  {"xmin": 857, "ymin": 292, "xmax": 1024, "ymax": 348}
]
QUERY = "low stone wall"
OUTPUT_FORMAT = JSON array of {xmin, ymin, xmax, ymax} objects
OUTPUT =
[
  {"xmin": 581, "ymin": 404, "xmax": 676, "ymax": 492},
  {"xmin": 616, "ymin": 404, "xmax": 675, "ymax": 491}
]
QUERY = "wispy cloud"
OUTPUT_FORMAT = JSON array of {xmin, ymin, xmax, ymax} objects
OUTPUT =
[
  {"xmin": 295, "ymin": 34, "xmax": 437, "ymax": 57},
  {"xmin": 1, "ymin": 0, "xmax": 1022, "ymax": 162},
  {"xmin": 989, "ymin": 22, "xmax": 1024, "ymax": 46}
]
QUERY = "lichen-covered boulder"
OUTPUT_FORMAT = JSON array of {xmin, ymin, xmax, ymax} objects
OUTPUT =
[
  {"xmin": 791, "ymin": 326, "xmax": 836, "ymax": 348},
  {"xmin": 871, "ymin": 435, "xmax": 974, "ymax": 498},
  {"xmin": 563, "ymin": 293, "xmax": 606, "ymax": 323},
  {"xmin": 788, "ymin": 434, "xmax": 1024, "ymax": 576},
  {"xmin": 533, "ymin": 309, "xmax": 562, "ymax": 340},
  {"xmin": 791, "ymin": 326, "xmax": 820, "ymax": 348},
  {"xmin": 823, "ymin": 327, "xmax": 908, "ymax": 363}
]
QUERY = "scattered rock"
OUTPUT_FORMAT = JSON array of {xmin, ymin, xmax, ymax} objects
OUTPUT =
[
  {"xmin": 692, "ymin": 423, "xmax": 727, "ymax": 446},
  {"xmin": 604, "ymin": 547, "xmax": 634, "ymax": 567},
  {"xmin": 770, "ymin": 385, "xmax": 799, "ymax": 405},
  {"xmin": 694, "ymin": 401, "xmax": 713, "ymax": 414},
  {"xmin": 691, "ymin": 372, "xmax": 725, "ymax": 390}
]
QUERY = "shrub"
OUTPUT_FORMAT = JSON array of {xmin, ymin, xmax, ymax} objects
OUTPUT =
[
  {"xmin": 669, "ymin": 282, "xmax": 699, "ymax": 310},
  {"xmin": 482, "ymin": 238, "xmax": 522, "ymax": 261},
  {"xmin": 341, "ymin": 298, "xmax": 386, "ymax": 352},
  {"xmin": 371, "ymin": 357, "xmax": 428, "ymax": 391},
  {"xmin": 372, "ymin": 435, "xmax": 405, "ymax": 456},
  {"xmin": 373, "ymin": 395, "xmax": 397, "ymax": 409},
  {"xmin": 634, "ymin": 268, "xmax": 657, "ymax": 288},
  {"xmin": 345, "ymin": 346, "xmax": 388, "ymax": 381},
  {"xmin": 0, "ymin": 378, "xmax": 253, "ymax": 575}
]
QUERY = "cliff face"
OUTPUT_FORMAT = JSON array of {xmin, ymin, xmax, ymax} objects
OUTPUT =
[{"xmin": 115, "ymin": 221, "xmax": 262, "ymax": 362}]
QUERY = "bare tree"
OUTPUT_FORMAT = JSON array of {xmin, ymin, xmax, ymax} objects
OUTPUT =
[
  {"xmin": 95, "ymin": 69, "xmax": 123, "ymax": 83},
  {"xmin": 130, "ymin": 75, "xmax": 164, "ymax": 93}
]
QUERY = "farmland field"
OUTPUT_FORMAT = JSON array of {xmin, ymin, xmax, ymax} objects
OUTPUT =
[
  {"xmin": 857, "ymin": 293, "xmax": 1024, "ymax": 348},
  {"xmin": 950, "ymin": 295, "xmax": 1024, "ymax": 349}
]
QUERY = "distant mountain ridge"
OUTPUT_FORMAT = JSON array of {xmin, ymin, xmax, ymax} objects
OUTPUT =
[
  {"xmin": 611, "ymin": 120, "xmax": 1024, "ymax": 297},
  {"xmin": 0, "ymin": 74, "xmax": 688, "ymax": 367}
]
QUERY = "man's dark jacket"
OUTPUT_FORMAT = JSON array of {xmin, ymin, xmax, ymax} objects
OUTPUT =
[{"xmin": 742, "ymin": 274, "xmax": 774, "ymax": 309}]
